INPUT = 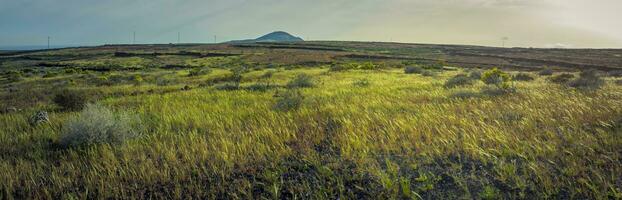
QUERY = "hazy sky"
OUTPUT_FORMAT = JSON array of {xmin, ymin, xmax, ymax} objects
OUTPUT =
[{"xmin": 1, "ymin": 0, "xmax": 621, "ymax": 48}]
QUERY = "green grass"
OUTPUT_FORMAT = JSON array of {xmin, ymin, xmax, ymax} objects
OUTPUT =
[{"xmin": 1, "ymin": 67, "xmax": 621, "ymax": 199}]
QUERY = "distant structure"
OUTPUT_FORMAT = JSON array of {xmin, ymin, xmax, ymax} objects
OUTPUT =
[
  {"xmin": 178, "ymin": 32, "xmax": 181, "ymax": 44},
  {"xmin": 502, "ymin": 37, "xmax": 509, "ymax": 47},
  {"xmin": 133, "ymin": 31, "xmax": 136, "ymax": 44},
  {"xmin": 47, "ymin": 36, "xmax": 50, "ymax": 49}
]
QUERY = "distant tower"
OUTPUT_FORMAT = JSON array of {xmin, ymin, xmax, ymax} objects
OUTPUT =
[
  {"xmin": 214, "ymin": 35, "xmax": 217, "ymax": 44},
  {"xmin": 177, "ymin": 32, "xmax": 181, "ymax": 44},
  {"xmin": 502, "ymin": 37, "xmax": 509, "ymax": 47},
  {"xmin": 47, "ymin": 36, "xmax": 50, "ymax": 49},
  {"xmin": 133, "ymin": 31, "xmax": 136, "ymax": 44}
]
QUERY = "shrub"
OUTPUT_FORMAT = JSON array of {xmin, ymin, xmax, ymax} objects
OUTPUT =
[
  {"xmin": 421, "ymin": 70, "xmax": 436, "ymax": 77},
  {"xmin": 358, "ymin": 62, "xmax": 377, "ymax": 70},
  {"xmin": 43, "ymin": 72, "xmax": 59, "ymax": 78},
  {"xmin": 449, "ymin": 90, "xmax": 480, "ymax": 99},
  {"xmin": 404, "ymin": 66, "xmax": 423, "ymax": 74},
  {"xmin": 132, "ymin": 75, "xmax": 144, "ymax": 84},
  {"xmin": 5, "ymin": 71, "xmax": 23, "ymax": 82},
  {"xmin": 53, "ymin": 89, "xmax": 88, "ymax": 111},
  {"xmin": 615, "ymin": 79, "xmax": 622, "ymax": 85},
  {"xmin": 353, "ymin": 78, "xmax": 371, "ymax": 87},
  {"xmin": 273, "ymin": 90, "xmax": 304, "ymax": 111},
  {"xmin": 512, "ymin": 72, "xmax": 534, "ymax": 81},
  {"xmin": 444, "ymin": 74, "xmax": 473, "ymax": 88},
  {"xmin": 156, "ymin": 77, "xmax": 177, "ymax": 86},
  {"xmin": 469, "ymin": 70, "xmax": 482, "ymax": 80},
  {"xmin": 64, "ymin": 68, "xmax": 78, "ymax": 74},
  {"xmin": 59, "ymin": 104, "xmax": 140, "ymax": 148},
  {"xmin": 481, "ymin": 68, "xmax": 511, "ymax": 88},
  {"xmin": 214, "ymin": 82, "xmax": 240, "ymax": 91},
  {"xmin": 548, "ymin": 73, "xmax": 575, "ymax": 84},
  {"xmin": 261, "ymin": 70, "xmax": 275, "ymax": 79},
  {"xmin": 246, "ymin": 83, "xmax": 272, "ymax": 92},
  {"xmin": 287, "ymin": 73, "xmax": 314, "ymax": 88},
  {"xmin": 189, "ymin": 68, "xmax": 211, "ymax": 77},
  {"xmin": 539, "ymin": 68, "xmax": 554, "ymax": 76},
  {"xmin": 481, "ymin": 86, "xmax": 516, "ymax": 97},
  {"xmin": 608, "ymin": 70, "xmax": 622, "ymax": 77},
  {"xmin": 568, "ymin": 70, "xmax": 604, "ymax": 90},
  {"xmin": 329, "ymin": 63, "xmax": 357, "ymax": 72}
]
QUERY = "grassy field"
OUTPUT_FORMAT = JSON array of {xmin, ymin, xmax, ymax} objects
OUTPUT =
[{"xmin": 1, "ymin": 43, "xmax": 622, "ymax": 199}]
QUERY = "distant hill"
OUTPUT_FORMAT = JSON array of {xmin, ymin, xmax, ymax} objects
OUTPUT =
[{"xmin": 228, "ymin": 31, "xmax": 303, "ymax": 43}]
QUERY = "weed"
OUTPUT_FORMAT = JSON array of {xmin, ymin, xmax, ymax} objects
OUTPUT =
[
  {"xmin": 512, "ymin": 72, "xmax": 534, "ymax": 81},
  {"xmin": 548, "ymin": 73, "xmax": 575, "ymax": 84},
  {"xmin": 189, "ymin": 68, "xmax": 212, "ymax": 77},
  {"xmin": 449, "ymin": 90, "xmax": 480, "ymax": 99},
  {"xmin": 444, "ymin": 74, "xmax": 473, "ymax": 88},
  {"xmin": 287, "ymin": 73, "xmax": 314, "ymax": 88},
  {"xmin": 539, "ymin": 68, "xmax": 554, "ymax": 76},
  {"xmin": 608, "ymin": 70, "xmax": 622, "ymax": 77},
  {"xmin": 59, "ymin": 104, "xmax": 140, "ymax": 148},
  {"xmin": 353, "ymin": 78, "xmax": 371, "ymax": 87},
  {"xmin": 404, "ymin": 66, "xmax": 423, "ymax": 74},
  {"xmin": 215, "ymin": 82, "xmax": 240, "ymax": 91},
  {"xmin": 469, "ymin": 70, "xmax": 482, "ymax": 80},
  {"xmin": 53, "ymin": 89, "xmax": 88, "ymax": 111},
  {"xmin": 568, "ymin": 70, "xmax": 604, "ymax": 90},
  {"xmin": 273, "ymin": 90, "xmax": 304, "ymax": 111},
  {"xmin": 246, "ymin": 83, "xmax": 273, "ymax": 92}
]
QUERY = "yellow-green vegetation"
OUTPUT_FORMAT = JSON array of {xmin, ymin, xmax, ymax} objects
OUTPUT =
[{"xmin": 1, "ymin": 66, "xmax": 622, "ymax": 199}]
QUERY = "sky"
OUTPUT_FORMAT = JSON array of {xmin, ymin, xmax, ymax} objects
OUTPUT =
[{"xmin": 1, "ymin": 0, "xmax": 621, "ymax": 48}]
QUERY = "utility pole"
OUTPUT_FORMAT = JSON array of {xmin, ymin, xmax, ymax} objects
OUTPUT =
[
  {"xmin": 133, "ymin": 31, "xmax": 136, "ymax": 44},
  {"xmin": 177, "ymin": 32, "xmax": 181, "ymax": 44},
  {"xmin": 214, "ymin": 35, "xmax": 217, "ymax": 44},
  {"xmin": 47, "ymin": 36, "xmax": 50, "ymax": 49},
  {"xmin": 502, "ymin": 37, "xmax": 509, "ymax": 47}
]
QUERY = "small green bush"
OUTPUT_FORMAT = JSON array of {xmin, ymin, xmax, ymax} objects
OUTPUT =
[
  {"xmin": 607, "ymin": 70, "xmax": 622, "ymax": 77},
  {"xmin": 421, "ymin": 70, "xmax": 436, "ymax": 77},
  {"xmin": 261, "ymin": 70, "xmax": 275, "ymax": 79},
  {"xmin": 43, "ymin": 72, "xmax": 59, "ymax": 78},
  {"xmin": 273, "ymin": 90, "xmax": 304, "ymax": 111},
  {"xmin": 5, "ymin": 71, "xmax": 23, "ymax": 82},
  {"xmin": 64, "ymin": 68, "xmax": 79, "ymax": 74},
  {"xmin": 512, "ymin": 72, "xmax": 534, "ymax": 81},
  {"xmin": 469, "ymin": 70, "xmax": 482, "ymax": 80},
  {"xmin": 189, "ymin": 68, "xmax": 212, "ymax": 77},
  {"xmin": 353, "ymin": 78, "xmax": 371, "ymax": 87},
  {"xmin": 449, "ymin": 90, "xmax": 480, "ymax": 99},
  {"xmin": 53, "ymin": 89, "xmax": 88, "ymax": 111},
  {"xmin": 358, "ymin": 62, "xmax": 377, "ymax": 70},
  {"xmin": 246, "ymin": 83, "xmax": 273, "ymax": 92},
  {"xmin": 215, "ymin": 82, "xmax": 240, "ymax": 91},
  {"xmin": 59, "ymin": 104, "xmax": 140, "ymax": 148},
  {"xmin": 481, "ymin": 86, "xmax": 515, "ymax": 97},
  {"xmin": 404, "ymin": 66, "xmax": 423, "ymax": 74},
  {"xmin": 329, "ymin": 63, "xmax": 358, "ymax": 72},
  {"xmin": 568, "ymin": 70, "xmax": 604, "ymax": 90},
  {"xmin": 548, "ymin": 73, "xmax": 575, "ymax": 84},
  {"xmin": 444, "ymin": 74, "xmax": 473, "ymax": 88},
  {"xmin": 287, "ymin": 73, "xmax": 314, "ymax": 88},
  {"xmin": 481, "ymin": 68, "xmax": 511, "ymax": 89},
  {"xmin": 539, "ymin": 68, "xmax": 554, "ymax": 76}
]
